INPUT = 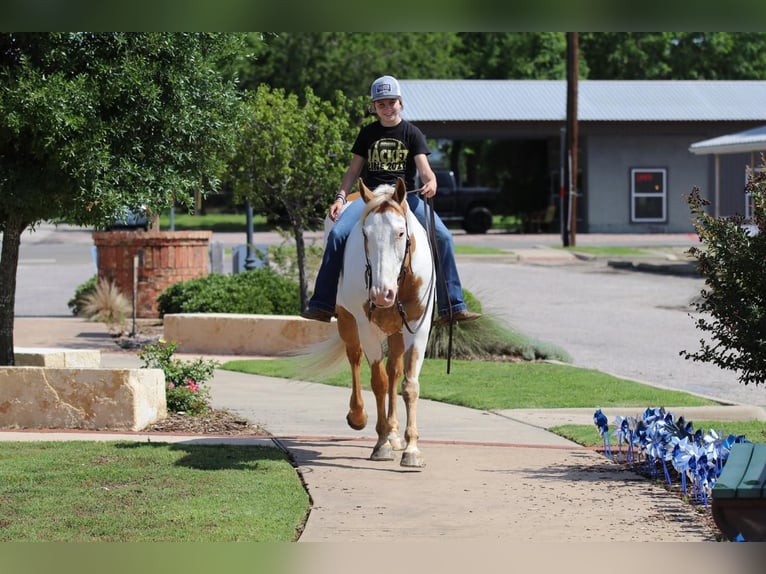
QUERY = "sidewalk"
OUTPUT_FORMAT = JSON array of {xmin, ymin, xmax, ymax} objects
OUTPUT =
[{"xmin": 8, "ymin": 316, "xmax": 760, "ymax": 542}]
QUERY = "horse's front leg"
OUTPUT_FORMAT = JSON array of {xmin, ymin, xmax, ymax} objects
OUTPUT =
[
  {"xmin": 369, "ymin": 358, "xmax": 394, "ymax": 461},
  {"xmin": 337, "ymin": 308, "xmax": 367, "ymax": 431},
  {"xmin": 400, "ymin": 342, "xmax": 426, "ymax": 468},
  {"xmin": 385, "ymin": 333, "xmax": 405, "ymax": 451}
]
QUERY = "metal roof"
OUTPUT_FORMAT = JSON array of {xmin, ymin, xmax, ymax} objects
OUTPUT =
[
  {"xmin": 689, "ymin": 124, "xmax": 766, "ymax": 155},
  {"xmin": 398, "ymin": 80, "xmax": 766, "ymax": 123}
]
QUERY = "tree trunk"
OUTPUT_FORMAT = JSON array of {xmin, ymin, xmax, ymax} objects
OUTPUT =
[
  {"xmin": 0, "ymin": 216, "xmax": 27, "ymax": 366},
  {"xmin": 293, "ymin": 225, "xmax": 309, "ymax": 311}
]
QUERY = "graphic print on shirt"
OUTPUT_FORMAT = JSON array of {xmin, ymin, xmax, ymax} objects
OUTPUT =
[{"xmin": 367, "ymin": 138, "xmax": 409, "ymax": 175}]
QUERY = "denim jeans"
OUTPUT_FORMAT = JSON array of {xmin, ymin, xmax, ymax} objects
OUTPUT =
[{"xmin": 307, "ymin": 194, "xmax": 467, "ymax": 317}]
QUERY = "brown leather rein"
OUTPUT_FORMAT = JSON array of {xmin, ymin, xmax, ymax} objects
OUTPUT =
[{"xmin": 362, "ymin": 189, "xmax": 454, "ymax": 373}]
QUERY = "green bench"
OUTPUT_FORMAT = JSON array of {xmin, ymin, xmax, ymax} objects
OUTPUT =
[{"xmin": 712, "ymin": 443, "xmax": 766, "ymax": 541}]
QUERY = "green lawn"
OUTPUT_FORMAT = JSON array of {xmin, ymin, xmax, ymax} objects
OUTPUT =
[
  {"xmin": 221, "ymin": 357, "xmax": 766, "ymax": 448},
  {"xmin": 220, "ymin": 358, "xmax": 719, "ymax": 410},
  {"xmin": 0, "ymin": 441, "xmax": 308, "ymax": 542}
]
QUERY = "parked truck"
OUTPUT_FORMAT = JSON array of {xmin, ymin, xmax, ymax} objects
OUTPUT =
[{"xmin": 418, "ymin": 169, "xmax": 502, "ymax": 234}]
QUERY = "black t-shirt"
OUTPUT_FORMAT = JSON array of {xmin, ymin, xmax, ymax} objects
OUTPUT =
[{"xmin": 351, "ymin": 119, "xmax": 431, "ymax": 191}]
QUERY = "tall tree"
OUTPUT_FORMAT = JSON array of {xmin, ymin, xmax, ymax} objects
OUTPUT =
[
  {"xmin": 228, "ymin": 85, "xmax": 361, "ymax": 309},
  {"xmin": 236, "ymin": 32, "xmax": 465, "ymax": 100},
  {"xmin": 457, "ymin": 32, "xmax": 572, "ymax": 79},
  {"xmin": 580, "ymin": 32, "xmax": 766, "ymax": 80},
  {"xmin": 0, "ymin": 32, "xmax": 245, "ymax": 364}
]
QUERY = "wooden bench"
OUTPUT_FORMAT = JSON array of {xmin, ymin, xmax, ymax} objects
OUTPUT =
[{"xmin": 712, "ymin": 443, "xmax": 766, "ymax": 541}]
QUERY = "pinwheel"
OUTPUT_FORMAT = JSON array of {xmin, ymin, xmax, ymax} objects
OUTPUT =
[
  {"xmin": 670, "ymin": 436, "xmax": 695, "ymax": 495},
  {"xmin": 593, "ymin": 409, "xmax": 612, "ymax": 459},
  {"xmin": 645, "ymin": 425, "xmax": 673, "ymax": 486},
  {"xmin": 611, "ymin": 415, "xmax": 637, "ymax": 463},
  {"xmin": 592, "ymin": 406, "xmax": 751, "ymax": 506},
  {"xmin": 703, "ymin": 429, "xmax": 725, "ymax": 475}
]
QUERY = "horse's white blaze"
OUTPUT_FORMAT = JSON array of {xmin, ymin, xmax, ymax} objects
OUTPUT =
[{"xmin": 364, "ymin": 212, "xmax": 407, "ymax": 308}]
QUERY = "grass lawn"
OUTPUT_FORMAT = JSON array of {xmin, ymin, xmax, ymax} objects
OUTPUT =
[
  {"xmin": 560, "ymin": 245, "xmax": 649, "ymax": 256},
  {"xmin": 0, "ymin": 441, "xmax": 308, "ymax": 542},
  {"xmin": 221, "ymin": 358, "xmax": 766, "ymax": 447},
  {"xmin": 220, "ymin": 358, "xmax": 720, "ymax": 410}
]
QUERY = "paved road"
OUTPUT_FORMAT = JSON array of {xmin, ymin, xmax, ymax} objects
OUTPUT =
[
  {"xmin": 458, "ymin": 257, "xmax": 764, "ymax": 407},
  {"xmin": 12, "ymin": 223, "xmax": 766, "ymax": 407}
]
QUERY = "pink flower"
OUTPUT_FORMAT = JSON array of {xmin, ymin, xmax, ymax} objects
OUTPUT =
[
  {"xmin": 186, "ymin": 380, "xmax": 199, "ymax": 393},
  {"xmin": 167, "ymin": 382, "xmax": 175, "ymax": 390}
]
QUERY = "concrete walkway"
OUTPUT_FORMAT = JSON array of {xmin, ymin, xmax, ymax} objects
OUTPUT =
[{"xmin": 7, "ymin": 316, "xmax": 763, "ymax": 542}]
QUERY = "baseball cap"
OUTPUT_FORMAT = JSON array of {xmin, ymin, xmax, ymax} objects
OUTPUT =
[{"xmin": 370, "ymin": 75, "xmax": 402, "ymax": 101}]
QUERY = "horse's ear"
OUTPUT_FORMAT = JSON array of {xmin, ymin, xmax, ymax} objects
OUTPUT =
[
  {"xmin": 394, "ymin": 177, "xmax": 407, "ymax": 205},
  {"xmin": 360, "ymin": 179, "xmax": 374, "ymax": 203}
]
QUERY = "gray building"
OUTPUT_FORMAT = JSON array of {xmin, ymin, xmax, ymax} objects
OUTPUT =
[{"xmin": 399, "ymin": 79, "xmax": 766, "ymax": 233}]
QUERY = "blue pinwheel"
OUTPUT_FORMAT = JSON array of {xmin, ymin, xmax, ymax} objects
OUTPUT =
[
  {"xmin": 591, "ymin": 405, "xmax": 751, "ymax": 509},
  {"xmin": 593, "ymin": 409, "xmax": 612, "ymax": 459}
]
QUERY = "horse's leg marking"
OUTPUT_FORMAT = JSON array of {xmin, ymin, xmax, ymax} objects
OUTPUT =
[{"xmin": 338, "ymin": 307, "xmax": 367, "ymax": 431}]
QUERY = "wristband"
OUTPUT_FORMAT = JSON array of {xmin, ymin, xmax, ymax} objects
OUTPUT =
[{"xmin": 335, "ymin": 193, "xmax": 347, "ymax": 204}]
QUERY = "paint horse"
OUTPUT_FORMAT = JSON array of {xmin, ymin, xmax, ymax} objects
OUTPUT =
[{"xmin": 333, "ymin": 177, "xmax": 435, "ymax": 468}]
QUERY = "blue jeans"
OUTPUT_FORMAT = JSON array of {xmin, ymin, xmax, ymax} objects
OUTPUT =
[{"xmin": 307, "ymin": 194, "xmax": 468, "ymax": 318}]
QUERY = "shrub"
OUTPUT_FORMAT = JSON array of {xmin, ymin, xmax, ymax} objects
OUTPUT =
[
  {"xmin": 682, "ymin": 158, "xmax": 766, "ymax": 388},
  {"xmin": 68, "ymin": 275, "xmax": 98, "ymax": 316},
  {"xmin": 138, "ymin": 339, "xmax": 218, "ymax": 415},
  {"xmin": 157, "ymin": 267, "xmax": 300, "ymax": 317},
  {"xmin": 427, "ymin": 289, "xmax": 571, "ymax": 362},
  {"xmin": 80, "ymin": 278, "xmax": 131, "ymax": 326}
]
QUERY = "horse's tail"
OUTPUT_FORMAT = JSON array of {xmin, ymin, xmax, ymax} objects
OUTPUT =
[{"xmin": 285, "ymin": 330, "xmax": 348, "ymax": 382}]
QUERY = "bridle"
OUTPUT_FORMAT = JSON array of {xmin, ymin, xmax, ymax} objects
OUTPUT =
[{"xmin": 363, "ymin": 193, "xmax": 433, "ymax": 336}]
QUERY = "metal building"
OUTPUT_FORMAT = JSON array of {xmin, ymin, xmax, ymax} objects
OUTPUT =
[{"xmin": 399, "ymin": 79, "xmax": 766, "ymax": 233}]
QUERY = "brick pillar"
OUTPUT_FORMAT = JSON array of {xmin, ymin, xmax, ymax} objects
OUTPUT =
[{"xmin": 92, "ymin": 231, "xmax": 212, "ymax": 318}]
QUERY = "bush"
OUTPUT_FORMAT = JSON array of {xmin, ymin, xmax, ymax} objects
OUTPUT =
[
  {"xmin": 68, "ymin": 275, "xmax": 98, "ymax": 316},
  {"xmin": 80, "ymin": 278, "xmax": 131, "ymax": 326},
  {"xmin": 427, "ymin": 289, "xmax": 571, "ymax": 362},
  {"xmin": 682, "ymin": 158, "xmax": 766, "ymax": 388},
  {"xmin": 157, "ymin": 268, "xmax": 301, "ymax": 317},
  {"xmin": 138, "ymin": 339, "xmax": 218, "ymax": 415}
]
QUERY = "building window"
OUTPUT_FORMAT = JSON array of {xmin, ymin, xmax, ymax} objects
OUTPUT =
[{"xmin": 631, "ymin": 168, "xmax": 667, "ymax": 223}]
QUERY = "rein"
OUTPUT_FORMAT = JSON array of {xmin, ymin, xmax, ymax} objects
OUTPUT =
[
  {"xmin": 419, "ymin": 191, "xmax": 454, "ymax": 374},
  {"xmin": 363, "ymin": 187, "xmax": 454, "ymax": 373}
]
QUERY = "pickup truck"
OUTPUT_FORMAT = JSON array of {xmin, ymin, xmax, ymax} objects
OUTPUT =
[{"xmin": 418, "ymin": 169, "xmax": 501, "ymax": 234}]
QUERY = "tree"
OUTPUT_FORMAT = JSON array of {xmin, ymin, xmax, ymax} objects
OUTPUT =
[
  {"xmin": 0, "ymin": 32, "xmax": 245, "ymax": 365},
  {"xmin": 580, "ymin": 32, "xmax": 766, "ymax": 80},
  {"xmin": 236, "ymin": 32, "xmax": 465, "ymax": 101},
  {"xmin": 682, "ymin": 158, "xmax": 766, "ymax": 388},
  {"xmin": 457, "ymin": 32, "xmax": 572, "ymax": 79},
  {"xmin": 228, "ymin": 85, "xmax": 361, "ymax": 309}
]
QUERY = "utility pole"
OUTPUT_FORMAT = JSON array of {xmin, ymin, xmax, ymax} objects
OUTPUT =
[{"xmin": 566, "ymin": 32, "xmax": 579, "ymax": 247}]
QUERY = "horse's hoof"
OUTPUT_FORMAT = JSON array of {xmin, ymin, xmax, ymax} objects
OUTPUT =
[
  {"xmin": 400, "ymin": 451, "xmax": 425, "ymax": 468},
  {"xmin": 388, "ymin": 435, "xmax": 405, "ymax": 451},
  {"xmin": 346, "ymin": 412, "xmax": 367, "ymax": 431},
  {"xmin": 370, "ymin": 444, "xmax": 394, "ymax": 461}
]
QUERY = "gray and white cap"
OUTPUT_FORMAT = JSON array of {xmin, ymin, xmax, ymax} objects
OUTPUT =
[{"xmin": 370, "ymin": 75, "xmax": 402, "ymax": 101}]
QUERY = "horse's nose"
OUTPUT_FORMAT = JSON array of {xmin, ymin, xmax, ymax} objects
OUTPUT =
[{"xmin": 369, "ymin": 286, "xmax": 397, "ymax": 308}]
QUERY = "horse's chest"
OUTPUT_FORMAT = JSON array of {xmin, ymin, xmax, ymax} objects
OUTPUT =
[{"xmin": 365, "ymin": 304, "xmax": 404, "ymax": 336}]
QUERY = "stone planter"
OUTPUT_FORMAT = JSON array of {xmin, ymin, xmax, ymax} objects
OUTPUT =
[{"xmin": 93, "ymin": 230, "xmax": 211, "ymax": 318}]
